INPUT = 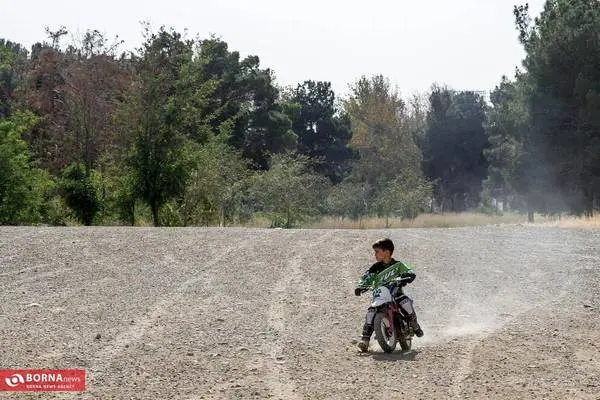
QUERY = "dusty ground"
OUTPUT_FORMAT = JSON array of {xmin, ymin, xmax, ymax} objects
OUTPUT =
[{"xmin": 0, "ymin": 225, "xmax": 599, "ymax": 399}]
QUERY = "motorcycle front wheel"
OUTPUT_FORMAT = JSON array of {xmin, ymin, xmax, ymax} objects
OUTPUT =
[{"xmin": 373, "ymin": 312, "xmax": 397, "ymax": 353}]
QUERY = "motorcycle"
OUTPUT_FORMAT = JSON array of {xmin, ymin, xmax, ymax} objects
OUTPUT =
[{"xmin": 365, "ymin": 277, "xmax": 414, "ymax": 353}]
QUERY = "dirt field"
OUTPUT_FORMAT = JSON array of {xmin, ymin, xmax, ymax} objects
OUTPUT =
[{"xmin": 1, "ymin": 225, "xmax": 599, "ymax": 399}]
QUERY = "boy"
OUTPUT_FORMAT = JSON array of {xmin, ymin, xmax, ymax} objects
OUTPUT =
[{"xmin": 354, "ymin": 238, "xmax": 424, "ymax": 352}]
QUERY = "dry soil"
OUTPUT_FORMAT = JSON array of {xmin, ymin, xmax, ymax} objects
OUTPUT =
[{"xmin": 0, "ymin": 225, "xmax": 599, "ymax": 399}]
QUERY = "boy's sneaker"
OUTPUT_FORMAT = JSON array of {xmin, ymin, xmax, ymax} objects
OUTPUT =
[
  {"xmin": 414, "ymin": 327, "xmax": 424, "ymax": 337},
  {"xmin": 357, "ymin": 339, "xmax": 369, "ymax": 352}
]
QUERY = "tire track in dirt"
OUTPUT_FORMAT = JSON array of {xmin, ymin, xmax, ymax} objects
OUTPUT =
[
  {"xmin": 0, "ymin": 265, "xmax": 44, "ymax": 277},
  {"xmin": 372, "ymin": 231, "xmax": 483, "ymax": 380},
  {"xmin": 402, "ymin": 227, "xmax": 581, "ymax": 398},
  {"xmin": 395, "ymin": 229, "xmax": 510, "ymax": 398},
  {"xmin": 449, "ymin": 339, "xmax": 480, "ymax": 398},
  {"xmin": 86, "ymin": 240, "xmax": 253, "ymax": 394},
  {"xmin": 264, "ymin": 259, "xmax": 303, "ymax": 400},
  {"xmin": 0, "ymin": 227, "xmax": 38, "ymax": 244},
  {"xmin": 263, "ymin": 231, "xmax": 335, "ymax": 399},
  {"xmin": 449, "ymin": 280, "xmax": 575, "ymax": 398},
  {"xmin": 0, "ymin": 267, "xmax": 77, "ymax": 334},
  {"xmin": 1, "ymin": 268, "xmax": 75, "ymax": 292}
]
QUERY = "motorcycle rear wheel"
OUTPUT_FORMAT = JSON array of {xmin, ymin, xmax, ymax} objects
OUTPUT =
[
  {"xmin": 374, "ymin": 312, "xmax": 397, "ymax": 353},
  {"xmin": 396, "ymin": 317, "xmax": 412, "ymax": 352},
  {"xmin": 399, "ymin": 335, "xmax": 412, "ymax": 352}
]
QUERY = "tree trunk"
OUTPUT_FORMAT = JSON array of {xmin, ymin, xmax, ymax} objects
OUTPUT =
[
  {"xmin": 151, "ymin": 200, "xmax": 160, "ymax": 227},
  {"xmin": 527, "ymin": 208, "xmax": 534, "ymax": 223},
  {"xmin": 219, "ymin": 204, "xmax": 225, "ymax": 227},
  {"xmin": 84, "ymin": 211, "xmax": 93, "ymax": 226},
  {"xmin": 129, "ymin": 202, "xmax": 135, "ymax": 227}
]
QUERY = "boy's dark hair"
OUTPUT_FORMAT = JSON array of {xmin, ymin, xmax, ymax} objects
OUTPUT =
[{"xmin": 372, "ymin": 238, "xmax": 394, "ymax": 254}]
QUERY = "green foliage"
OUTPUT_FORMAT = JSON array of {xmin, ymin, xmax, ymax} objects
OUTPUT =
[
  {"xmin": 129, "ymin": 26, "xmax": 195, "ymax": 226},
  {"xmin": 179, "ymin": 132, "xmax": 250, "ymax": 226},
  {"xmin": 326, "ymin": 181, "xmax": 370, "ymax": 220},
  {"xmin": 513, "ymin": 0, "xmax": 600, "ymax": 216},
  {"xmin": 59, "ymin": 162, "xmax": 103, "ymax": 226},
  {"xmin": 290, "ymin": 80, "xmax": 356, "ymax": 183},
  {"xmin": 483, "ymin": 76, "xmax": 530, "ymax": 212},
  {"xmin": 373, "ymin": 173, "xmax": 433, "ymax": 223},
  {"xmin": 158, "ymin": 200, "xmax": 184, "ymax": 227},
  {"xmin": 345, "ymin": 75, "xmax": 424, "ymax": 185},
  {"xmin": 343, "ymin": 75, "xmax": 430, "ymax": 220},
  {"xmin": 0, "ymin": 111, "xmax": 54, "ymax": 224},
  {"xmin": 113, "ymin": 171, "xmax": 137, "ymax": 226},
  {"xmin": 194, "ymin": 37, "xmax": 297, "ymax": 169},
  {"xmin": 250, "ymin": 154, "xmax": 329, "ymax": 228},
  {"xmin": 4, "ymin": 6, "xmax": 600, "ymax": 226},
  {"xmin": 422, "ymin": 87, "xmax": 489, "ymax": 211},
  {"xmin": 0, "ymin": 39, "xmax": 28, "ymax": 118},
  {"xmin": 42, "ymin": 195, "xmax": 72, "ymax": 226},
  {"xmin": 95, "ymin": 158, "xmax": 137, "ymax": 226}
]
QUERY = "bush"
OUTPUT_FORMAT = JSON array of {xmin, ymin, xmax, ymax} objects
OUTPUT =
[
  {"xmin": 59, "ymin": 162, "xmax": 103, "ymax": 226},
  {"xmin": 0, "ymin": 111, "xmax": 55, "ymax": 224},
  {"xmin": 250, "ymin": 154, "xmax": 329, "ymax": 228}
]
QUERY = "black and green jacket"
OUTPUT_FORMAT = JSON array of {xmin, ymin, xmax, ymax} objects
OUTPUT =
[{"xmin": 357, "ymin": 258, "xmax": 416, "ymax": 289}]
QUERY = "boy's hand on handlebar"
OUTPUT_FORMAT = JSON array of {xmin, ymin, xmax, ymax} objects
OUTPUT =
[{"xmin": 394, "ymin": 273, "xmax": 415, "ymax": 286}]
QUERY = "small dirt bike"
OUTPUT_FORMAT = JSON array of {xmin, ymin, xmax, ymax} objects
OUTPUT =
[{"xmin": 369, "ymin": 277, "xmax": 414, "ymax": 353}]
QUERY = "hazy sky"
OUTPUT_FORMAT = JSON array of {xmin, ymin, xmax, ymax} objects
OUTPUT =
[{"xmin": 2, "ymin": 0, "xmax": 546, "ymax": 98}]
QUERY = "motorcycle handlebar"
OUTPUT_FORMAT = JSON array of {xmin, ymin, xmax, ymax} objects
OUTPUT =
[{"xmin": 358, "ymin": 277, "xmax": 411, "ymax": 290}]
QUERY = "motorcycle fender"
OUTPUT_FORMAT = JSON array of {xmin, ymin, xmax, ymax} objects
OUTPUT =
[{"xmin": 370, "ymin": 286, "xmax": 393, "ymax": 308}]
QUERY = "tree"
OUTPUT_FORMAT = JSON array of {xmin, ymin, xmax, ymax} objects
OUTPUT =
[
  {"xmin": 129, "ymin": 26, "xmax": 195, "ymax": 226},
  {"xmin": 20, "ymin": 30, "xmax": 128, "ymax": 174},
  {"xmin": 250, "ymin": 154, "xmax": 329, "ymax": 228},
  {"xmin": 194, "ymin": 37, "xmax": 296, "ymax": 168},
  {"xmin": 373, "ymin": 173, "xmax": 433, "ymax": 226},
  {"xmin": 345, "ymin": 75, "xmax": 423, "ymax": 183},
  {"xmin": 344, "ymin": 75, "xmax": 428, "ymax": 218},
  {"xmin": 0, "ymin": 111, "xmax": 53, "ymax": 224},
  {"xmin": 422, "ymin": 87, "xmax": 489, "ymax": 212},
  {"xmin": 290, "ymin": 80, "xmax": 355, "ymax": 183},
  {"xmin": 0, "ymin": 39, "xmax": 28, "ymax": 118},
  {"xmin": 514, "ymin": 0, "xmax": 600, "ymax": 216},
  {"xmin": 59, "ymin": 30, "xmax": 129, "ymax": 172},
  {"xmin": 59, "ymin": 162, "xmax": 103, "ymax": 225},
  {"xmin": 21, "ymin": 42, "xmax": 67, "ymax": 172},
  {"xmin": 326, "ymin": 181, "xmax": 370, "ymax": 221},
  {"xmin": 179, "ymin": 131, "xmax": 250, "ymax": 226},
  {"xmin": 483, "ymin": 75, "xmax": 531, "ymax": 214}
]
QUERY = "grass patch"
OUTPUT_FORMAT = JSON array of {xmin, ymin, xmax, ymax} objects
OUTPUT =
[
  {"xmin": 536, "ymin": 214, "xmax": 600, "ymax": 229},
  {"xmin": 302, "ymin": 212, "xmax": 530, "ymax": 229},
  {"xmin": 302, "ymin": 212, "xmax": 600, "ymax": 229},
  {"xmin": 65, "ymin": 211, "xmax": 600, "ymax": 229}
]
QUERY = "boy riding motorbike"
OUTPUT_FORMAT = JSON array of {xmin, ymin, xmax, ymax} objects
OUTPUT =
[{"xmin": 355, "ymin": 238, "xmax": 424, "ymax": 352}]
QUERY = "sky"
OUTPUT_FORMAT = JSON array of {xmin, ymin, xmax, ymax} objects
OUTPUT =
[{"xmin": 1, "ymin": 0, "xmax": 546, "ymax": 99}]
